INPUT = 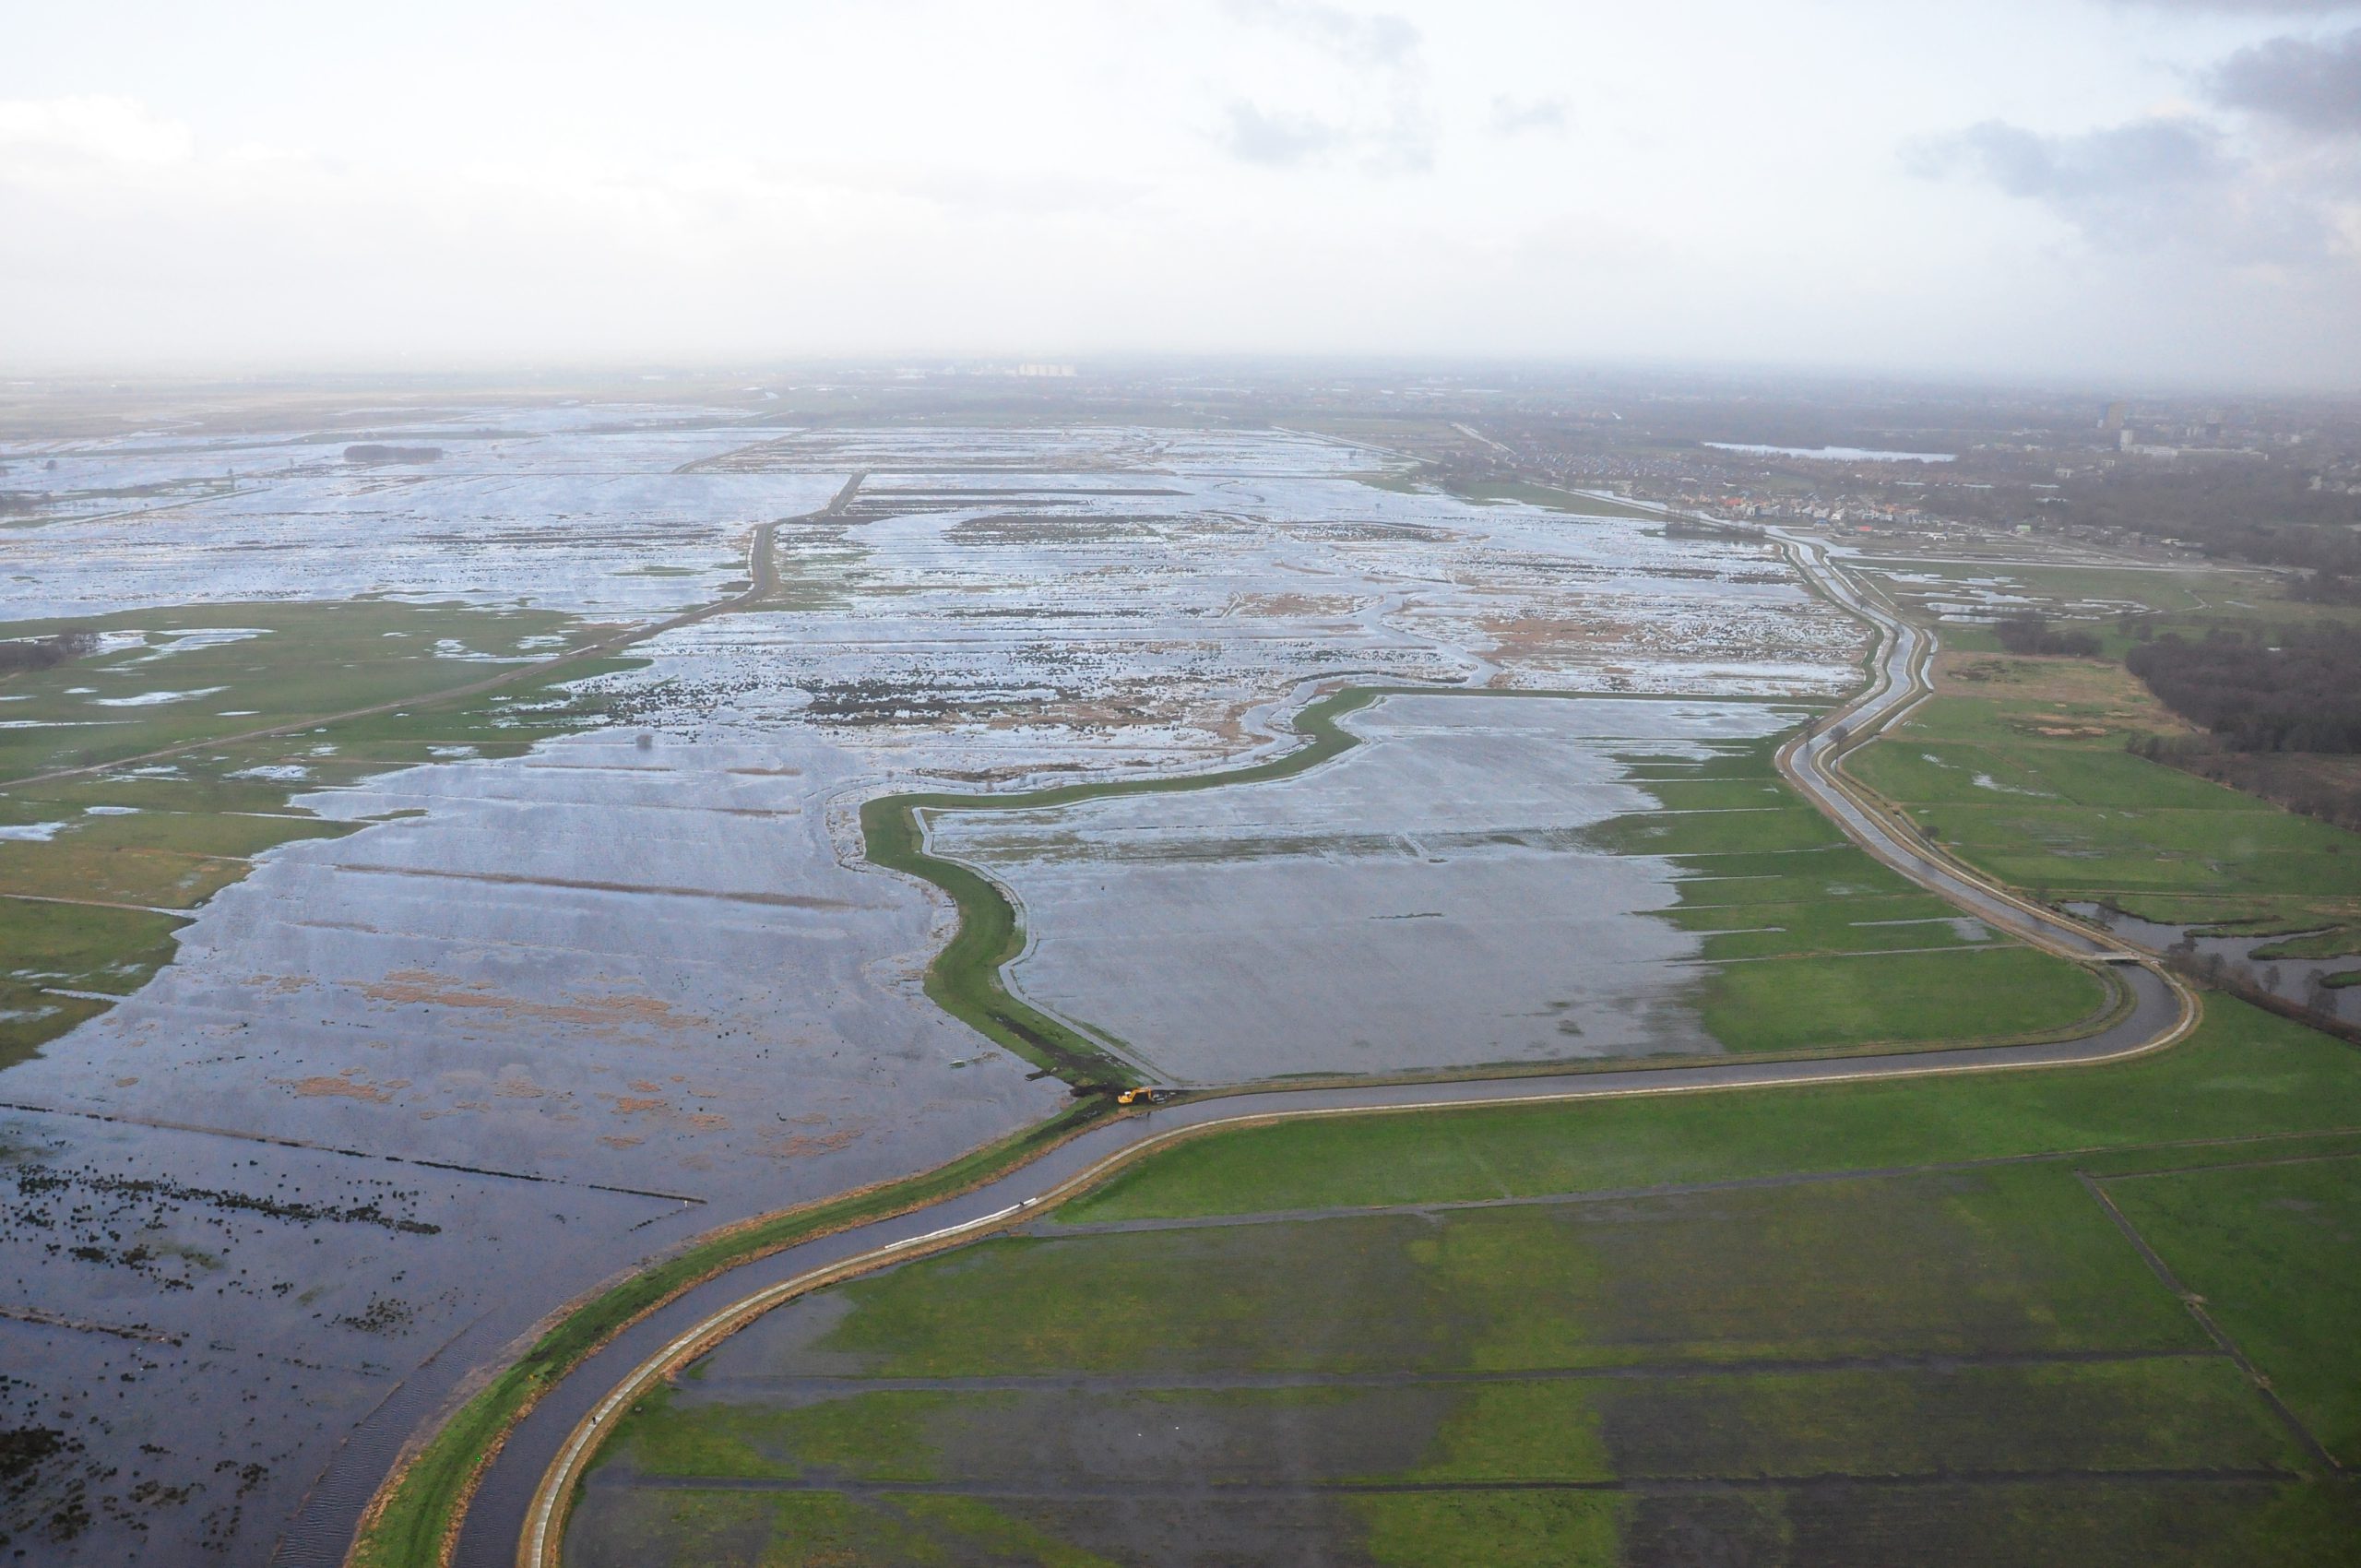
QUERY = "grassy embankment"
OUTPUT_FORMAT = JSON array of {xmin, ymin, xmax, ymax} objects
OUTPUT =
[
  {"xmin": 346, "ymin": 1101, "xmax": 1108, "ymax": 1568},
  {"xmin": 0, "ymin": 601, "xmax": 644, "ymax": 1065},
  {"xmin": 574, "ymin": 999, "xmax": 2361, "ymax": 1567},
  {"xmin": 860, "ymin": 685, "xmax": 1384, "ymax": 1086},
  {"xmin": 1453, "ymin": 479, "xmax": 1670, "ymax": 521},
  {"xmin": 869, "ymin": 695, "xmax": 2113, "ymax": 1080},
  {"xmin": 1845, "ymin": 651, "xmax": 2361, "ymax": 941}
]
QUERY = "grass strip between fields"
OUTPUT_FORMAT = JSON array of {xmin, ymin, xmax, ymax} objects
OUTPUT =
[{"xmin": 345, "ymin": 1101, "xmax": 1109, "ymax": 1568}]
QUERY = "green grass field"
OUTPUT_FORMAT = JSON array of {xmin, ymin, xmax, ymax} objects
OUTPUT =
[
  {"xmin": 1848, "ymin": 654, "xmax": 2361, "ymax": 929},
  {"xmin": 1615, "ymin": 733, "xmax": 2110, "ymax": 1053},
  {"xmin": 1063, "ymin": 1002, "xmax": 2359, "ymax": 1221},
  {"xmin": 570, "ymin": 997, "xmax": 2361, "ymax": 1568},
  {"xmin": 2103, "ymin": 1153, "xmax": 2361, "ymax": 1466},
  {"xmin": 1698, "ymin": 946, "xmax": 2109, "ymax": 1053}
]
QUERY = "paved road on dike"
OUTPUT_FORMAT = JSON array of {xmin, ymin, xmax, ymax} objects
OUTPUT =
[
  {"xmin": 1768, "ymin": 529, "xmax": 2136, "ymax": 965},
  {"xmin": 381, "ymin": 523, "xmax": 2199, "ymax": 1568}
]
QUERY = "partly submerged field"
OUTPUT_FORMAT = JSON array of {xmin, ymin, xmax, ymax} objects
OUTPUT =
[
  {"xmin": 1845, "ymin": 555, "xmax": 2361, "ymax": 662},
  {"xmin": 0, "ymin": 600, "xmax": 637, "ymax": 1064},
  {"xmin": 568, "ymin": 999, "xmax": 2361, "ymax": 1568},
  {"xmin": 920, "ymin": 692, "xmax": 2110, "ymax": 1082}
]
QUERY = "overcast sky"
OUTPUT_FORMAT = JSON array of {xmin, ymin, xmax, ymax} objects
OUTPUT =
[{"xmin": 4, "ymin": 0, "xmax": 2357, "ymax": 386}]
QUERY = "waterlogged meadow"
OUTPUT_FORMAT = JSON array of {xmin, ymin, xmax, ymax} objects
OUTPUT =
[
  {"xmin": 1, "ymin": 411, "xmax": 1873, "ymax": 1562},
  {"xmin": 926, "ymin": 693, "xmax": 2107, "ymax": 1081}
]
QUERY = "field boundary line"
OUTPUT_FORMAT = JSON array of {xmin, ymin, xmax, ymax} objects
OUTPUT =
[
  {"xmin": 511, "ymin": 975, "xmax": 2207, "ymax": 1568},
  {"xmin": 606, "ymin": 1465, "xmax": 2303, "ymax": 1500},
  {"xmin": 2078, "ymin": 1170, "xmax": 2342, "ymax": 1476}
]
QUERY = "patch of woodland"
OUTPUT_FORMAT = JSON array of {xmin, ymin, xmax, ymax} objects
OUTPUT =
[
  {"xmin": 0, "ymin": 630, "xmax": 96, "ymax": 675},
  {"xmin": 2126, "ymin": 627, "xmax": 2361, "ymax": 754},
  {"xmin": 1991, "ymin": 614, "xmax": 2101, "ymax": 658},
  {"xmin": 2058, "ymin": 465, "xmax": 2361, "ymax": 575},
  {"xmin": 2120, "ymin": 625, "xmax": 2361, "ymax": 832}
]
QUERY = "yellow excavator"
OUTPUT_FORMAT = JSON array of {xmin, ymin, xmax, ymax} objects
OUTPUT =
[{"xmin": 1114, "ymin": 1087, "xmax": 1172, "ymax": 1107}]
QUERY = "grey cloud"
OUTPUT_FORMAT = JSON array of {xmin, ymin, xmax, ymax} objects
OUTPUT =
[
  {"xmin": 1225, "ymin": 0, "xmax": 1421, "ymax": 66},
  {"xmin": 1367, "ymin": 103, "xmax": 1437, "ymax": 173},
  {"xmin": 1216, "ymin": 2, "xmax": 1433, "ymax": 174},
  {"xmin": 1489, "ymin": 96, "xmax": 1568, "ymax": 137},
  {"xmin": 1218, "ymin": 98, "xmax": 1434, "ymax": 175},
  {"xmin": 1906, "ymin": 114, "xmax": 2337, "ymax": 262},
  {"xmin": 1220, "ymin": 101, "xmax": 1342, "ymax": 167},
  {"xmin": 2209, "ymin": 28, "xmax": 2361, "ymax": 134},
  {"xmin": 2109, "ymin": 1, "xmax": 2359, "ymax": 12},
  {"xmin": 1909, "ymin": 117, "xmax": 2232, "ymax": 204}
]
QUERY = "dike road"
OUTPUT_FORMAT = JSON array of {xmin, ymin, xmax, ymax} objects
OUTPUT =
[{"xmin": 373, "ymin": 523, "xmax": 2201, "ymax": 1568}]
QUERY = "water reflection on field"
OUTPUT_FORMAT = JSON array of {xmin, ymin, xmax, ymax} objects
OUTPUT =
[
  {"xmin": 931, "ymin": 695, "xmax": 1809, "ymax": 1081},
  {"xmin": 2066, "ymin": 903, "xmax": 2360, "ymax": 1027}
]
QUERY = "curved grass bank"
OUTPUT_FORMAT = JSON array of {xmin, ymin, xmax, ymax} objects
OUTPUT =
[
  {"xmin": 345, "ymin": 1103, "xmax": 1107, "ymax": 1568},
  {"xmin": 858, "ymin": 684, "xmax": 1389, "ymax": 1085}
]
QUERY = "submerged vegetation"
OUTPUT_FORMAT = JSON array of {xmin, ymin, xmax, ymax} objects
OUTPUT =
[
  {"xmin": 11, "ymin": 394, "xmax": 2353, "ymax": 1566},
  {"xmin": 861, "ymin": 686, "xmax": 1383, "ymax": 1086}
]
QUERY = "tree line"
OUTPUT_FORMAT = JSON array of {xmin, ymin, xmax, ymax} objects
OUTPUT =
[
  {"xmin": 2126, "ymin": 627, "xmax": 2361, "ymax": 754},
  {"xmin": 0, "ymin": 631, "xmax": 97, "ymax": 674},
  {"xmin": 1992, "ymin": 614, "xmax": 2100, "ymax": 657},
  {"xmin": 2058, "ymin": 465, "xmax": 2361, "ymax": 594}
]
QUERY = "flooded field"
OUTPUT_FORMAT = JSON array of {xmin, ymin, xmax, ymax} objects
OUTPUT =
[
  {"xmin": 929, "ymin": 695, "xmax": 1809, "ymax": 1080},
  {"xmin": 0, "ymin": 410, "xmax": 1869, "ymax": 1561}
]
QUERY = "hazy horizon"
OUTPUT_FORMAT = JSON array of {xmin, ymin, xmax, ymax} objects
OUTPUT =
[{"xmin": 6, "ymin": 0, "xmax": 2360, "ymax": 387}]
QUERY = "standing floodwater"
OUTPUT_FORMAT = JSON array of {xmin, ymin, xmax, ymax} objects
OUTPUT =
[{"xmin": 926, "ymin": 695, "xmax": 1811, "ymax": 1080}]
